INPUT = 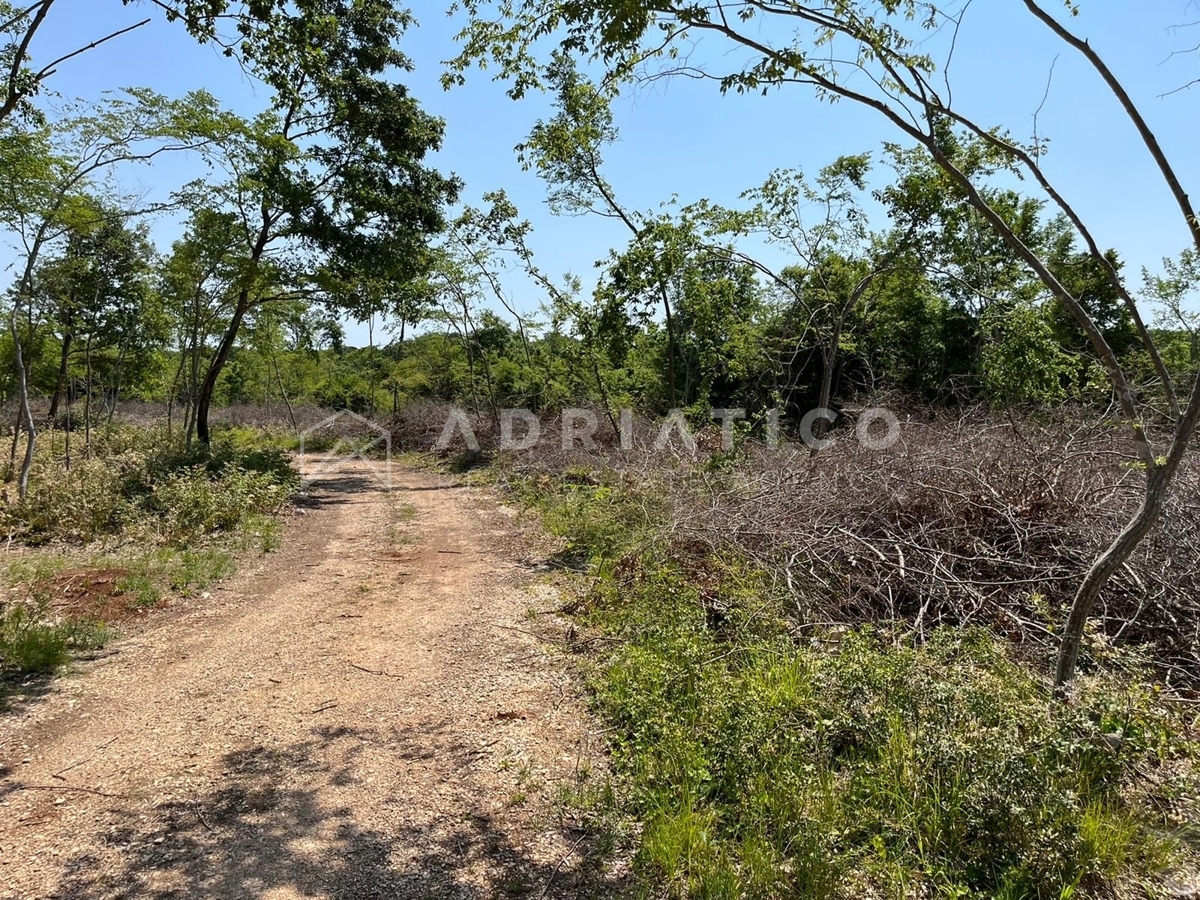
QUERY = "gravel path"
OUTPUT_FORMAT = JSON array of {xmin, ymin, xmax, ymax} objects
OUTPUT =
[{"xmin": 0, "ymin": 458, "xmax": 619, "ymax": 899}]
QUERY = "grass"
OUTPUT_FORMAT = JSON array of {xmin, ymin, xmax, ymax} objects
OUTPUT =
[
  {"xmin": 0, "ymin": 424, "xmax": 301, "ymax": 681},
  {"xmin": 512, "ymin": 461, "xmax": 1200, "ymax": 900},
  {"xmin": 384, "ymin": 498, "xmax": 419, "ymax": 547},
  {"xmin": 0, "ymin": 603, "xmax": 112, "ymax": 676}
]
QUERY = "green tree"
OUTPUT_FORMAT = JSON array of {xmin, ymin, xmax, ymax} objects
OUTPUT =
[
  {"xmin": 451, "ymin": 0, "xmax": 1200, "ymax": 689},
  {"xmin": 0, "ymin": 89, "xmax": 231, "ymax": 497},
  {"xmin": 518, "ymin": 55, "xmax": 683, "ymax": 405},
  {"xmin": 159, "ymin": 206, "xmax": 246, "ymax": 445},
  {"xmin": 36, "ymin": 200, "xmax": 161, "ymax": 427},
  {"xmin": 188, "ymin": 0, "xmax": 459, "ymax": 444}
]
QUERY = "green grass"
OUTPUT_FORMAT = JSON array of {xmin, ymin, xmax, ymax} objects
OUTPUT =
[
  {"xmin": 160, "ymin": 548, "xmax": 237, "ymax": 595},
  {"xmin": 0, "ymin": 603, "xmax": 112, "ymax": 676},
  {"xmin": 116, "ymin": 571, "xmax": 162, "ymax": 608},
  {"xmin": 515, "ymin": 463, "xmax": 1200, "ymax": 900},
  {"xmin": 0, "ymin": 425, "xmax": 302, "ymax": 682}
]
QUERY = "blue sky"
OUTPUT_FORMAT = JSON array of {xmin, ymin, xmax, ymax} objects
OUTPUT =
[{"xmin": 8, "ymin": 0, "xmax": 1200, "ymax": 344}]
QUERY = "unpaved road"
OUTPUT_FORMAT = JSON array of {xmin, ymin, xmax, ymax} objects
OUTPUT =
[{"xmin": 0, "ymin": 459, "xmax": 620, "ymax": 899}]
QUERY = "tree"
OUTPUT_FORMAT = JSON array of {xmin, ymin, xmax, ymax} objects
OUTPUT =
[
  {"xmin": 518, "ymin": 55, "xmax": 683, "ymax": 406},
  {"xmin": 0, "ymin": 89, "xmax": 229, "ymax": 498},
  {"xmin": 0, "ymin": 1, "xmax": 385, "ymax": 129},
  {"xmin": 188, "ymin": 0, "xmax": 459, "ymax": 444},
  {"xmin": 688, "ymin": 156, "xmax": 900, "ymax": 430},
  {"xmin": 37, "ymin": 199, "xmax": 161, "ymax": 428},
  {"xmin": 159, "ymin": 206, "xmax": 245, "ymax": 445},
  {"xmin": 451, "ymin": 0, "xmax": 1200, "ymax": 690}
]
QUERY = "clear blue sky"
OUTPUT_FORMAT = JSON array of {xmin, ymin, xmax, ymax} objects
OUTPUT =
[{"xmin": 10, "ymin": 0, "xmax": 1200, "ymax": 344}]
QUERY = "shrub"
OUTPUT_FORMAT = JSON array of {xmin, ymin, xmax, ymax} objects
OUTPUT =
[
  {"xmin": 150, "ymin": 464, "xmax": 296, "ymax": 546},
  {"xmin": 585, "ymin": 555, "xmax": 1194, "ymax": 899},
  {"xmin": 518, "ymin": 465, "xmax": 1199, "ymax": 899},
  {"xmin": 0, "ymin": 428, "xmax": 300, "ymax": 547}
]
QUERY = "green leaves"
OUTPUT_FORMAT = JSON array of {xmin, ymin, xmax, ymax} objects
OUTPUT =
[{"xmin": 516, "ymin": 53, "xmax": 621, "ymax": 218}]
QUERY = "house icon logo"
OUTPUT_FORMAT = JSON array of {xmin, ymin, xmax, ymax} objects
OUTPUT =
[{"xmin": 298, "ymin": 410, "xmax": 393, "ymax": 489}]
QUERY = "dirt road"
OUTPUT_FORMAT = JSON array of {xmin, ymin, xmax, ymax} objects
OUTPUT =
[{"xmin": 0, "ymin": 459, "xmax": 619, "ymax": 899}]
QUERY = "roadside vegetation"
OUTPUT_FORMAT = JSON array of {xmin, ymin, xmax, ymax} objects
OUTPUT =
[
  {"xmin": 493, "ymin": 445, "xmax": 1200, "ymax": 899},
  {"xmin": 0, "ymin": 421, "xmax": 299, "ymax": 681}
]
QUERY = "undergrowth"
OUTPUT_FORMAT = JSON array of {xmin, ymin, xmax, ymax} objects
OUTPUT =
[
  {"xmin": 0, "ymin": 425, "xmax": 300, "ymax": 680},
  {"xmin": 514, "ymin": 463, "xmax": 1200, "ymax": 899}
]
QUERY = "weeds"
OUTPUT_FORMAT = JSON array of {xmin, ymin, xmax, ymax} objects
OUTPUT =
[
  {"xmin": 515, "ymin": 462, "xmax": 1200, "ymax": 899},
  {"xmin": 0, "ymin": 603, "xmax": 111, "ymax": 676},
  {"xmin": 0, "ymin": 425, "xmax": 301, "ymax": 681},
  {"xmin": 3, "ymin": 428, "xmax": 299, "ymax": 547}
]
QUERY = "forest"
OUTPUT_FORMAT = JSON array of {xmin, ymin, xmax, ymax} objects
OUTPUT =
[{"xmin": 2, "ymin": 2, "xmax": 1200, "ymax": 899}]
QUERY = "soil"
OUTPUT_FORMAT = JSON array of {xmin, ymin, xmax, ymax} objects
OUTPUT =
[
  {"xmin": 41, "ymin": 568, "xmax": 149, "ymax": 624},
  {"xmin": 0, "ymin": 458, "xmax": 625, "ymax": 899}
]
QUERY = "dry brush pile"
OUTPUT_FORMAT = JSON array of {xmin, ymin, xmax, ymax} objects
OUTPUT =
[
  {"xmin": 396, "ymin": 401, "xmax": 1200, "ymax": 688},
  {"xmin": 687, "ymin": 414, "xmax": 1200, "ymax": 687}
]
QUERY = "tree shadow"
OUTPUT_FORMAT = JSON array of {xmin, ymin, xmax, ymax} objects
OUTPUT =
[
  {"xmin": 0, "ymin": 669, "xmax": 58, "ymax": 715},
  {"xmin": 300, "ymin": 470, "xmax": 384, "ymax": 500},
  {"xmin": 46, "ymin": 724, "xmax": 631, "ymax": 899}
]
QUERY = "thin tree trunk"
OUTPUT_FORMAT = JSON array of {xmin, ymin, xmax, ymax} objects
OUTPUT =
[
  {"xmin": 273, "ymin": 352, "xmax": 297, "ymax": 430},
  {"xmin": 166, "ymin": 341, "xmax": 188, "ymax": 438},
  {"xmin": 588, "ymin": 343, "xmax": 620, "ymax": 435},
  {"xmin": 106, "ymin": 346, "xmax": 126, "ymax": 426},
  {"xmin": 64, "ymin": 389, "xmax": 71, "ymax": 471},
  {"xmin": 9, "ymin": 298, "xmax": 36, "ymax": 501},
  {"xmin": 84, "ymin": 333, "xmax": 93, "ymax": 459},
  {"xmin": 7, "ymin": 412, "xmax": 21, "ymax": 483},
  {"xmin": 662, "ymin": 290, "xmax": 678, "ymax": 408},
  {"xmin": 1055, "ymin": 371, "xmax": 1200, "ymax": 689},
  {"xmin": 186, "ymin": 325, "xmax": 202, "ymax": 451},
  {"xmin": 815, "ymin": 328, "xmax": 841, "ymax": 431},
  {"xmin": 367, "ymin": 314, "xmax": 375, "ymax": 416},
  {"xmin": 48, "ymin": 312, "xmax": 73, "ymax": 421},
  {"xmin": 195, "ymin": 298, "xmax": 249, "ymax": 445}
]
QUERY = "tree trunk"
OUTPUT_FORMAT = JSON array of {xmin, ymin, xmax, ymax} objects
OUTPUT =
[
  {"xmin": 9, "ymin": 299, "xmax": 36, "ymax": 501},
  {"xmin": 661, "ymin": 289, "xmax": 678, "ymax": 408},
  {"xmin": 1053, "ymin": 487, "xmax": 1165, "ymax": 691},
  {"xmin": 195, "ymin": 299, "xmax": 249, "ymax": 445},
  {"xmin": 106, "ymin": 346, "xmax": 126, "ymax": 426},
  {"xmin": 273, "ymin": 352, "xmax": 298, "ymax": 430},
  {"xmin": 84, "ymin": 334, "xmax": 93, "ymax": 459},
  {"xmin": 1054, "ymin": 372, "xmax": 1200, "ymax": 689},
  {"xmin": 166, "ymin": 340, "xmax": 188, "ymax": 438},
  {"xmin": 814, "ymin": 328, "xmax": 841, "ymax": 437},
  {"xmin": 7, "ymin": 412, "xmax": 21, "ymax": 483},
  {"xmin": 196, "ymin": 214, "xmax": 272, "ymax": 446},
  {"xmin": 185, "ymin": 323, "xmax": 202, "ymax": 450},
  {"xmin": 48, "ymin": 319, "xmax": 73, "ymax": 421},
  {"xmin": 64, "ymin": 391, "xmax": 71, "ymax": 471}
]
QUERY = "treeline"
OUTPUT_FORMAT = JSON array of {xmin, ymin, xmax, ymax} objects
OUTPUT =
[
  {"xmin": 0, "ymin": 0, "xmax": 458, "ymax": 496},
  {"xmin": 7, "ymin": 132, "xmax": 1194, "ymax": 436},
  {"xmin": 4, "ymin": 6, "xmax": 1196, "ymax": 451}
]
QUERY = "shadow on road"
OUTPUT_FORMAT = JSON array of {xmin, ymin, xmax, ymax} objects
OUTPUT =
[{"xmin": 46, "ymin": 725, "xmax": 629, "ymax": 900}]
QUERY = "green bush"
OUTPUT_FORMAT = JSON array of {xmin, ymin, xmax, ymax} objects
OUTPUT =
[
  {"xmin": 1, "ymin": 428, "xmax": 300, "ymax": 546},
  {"xmin": 150, "ymin": 463, "xmax": 296, "ymax": 546},
  {"xmin": 586, "ymin": 558, "xmax": 1193, "ymax": 899},
  {"xmin": 518, "ymin": 464, "xmax": 1198, "ymax": 899},
  {"xmin": 514, "ymin": 468, "xmax": 656, "ymax": 567}
]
